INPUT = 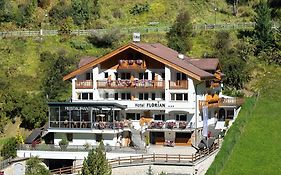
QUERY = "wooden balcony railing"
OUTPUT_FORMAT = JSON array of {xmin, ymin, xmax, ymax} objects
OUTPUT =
[
  {"xmin": 169, "ymin": 80, "xmax": 188, "ymax": 89},
  {"xmin": 199, "ymin": 98, "xmax": 244, "ymax": 110},
  {"xmin": 75, "ymin": 80, "xmax": 93, "ymax": 89},
  {"xmin": 118, "ymin": 59, "xmax": 146, "ymax": 70},
  {"xmin": 97, "ymin": 80, "xmax": 164, "ymax": 89}
]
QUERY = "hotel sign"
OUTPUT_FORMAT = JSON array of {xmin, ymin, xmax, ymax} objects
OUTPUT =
[{"xmin": 134, "ymin": 102, "xmax": 165, "ymax": 108}]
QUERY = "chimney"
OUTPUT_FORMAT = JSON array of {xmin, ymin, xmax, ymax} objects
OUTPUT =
[{"xmin": 178, "ymin": 53, "xmax": 184, "ymax": 60}]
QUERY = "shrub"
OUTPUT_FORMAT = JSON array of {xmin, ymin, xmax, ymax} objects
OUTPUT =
[
  {"xmin": 70, "ymin": 40, "xmax": 91, "ymax": 50},
  {"xmin": 129, "ymin": 2, "xmax": 150, "ymax": 15},
  {"xmin": 1, "ymin": 137, "xmax": 18, "ymax": 159},
  {"xmin": 87, "ymin": 29, "xmax": 120, "ymax": 48}
]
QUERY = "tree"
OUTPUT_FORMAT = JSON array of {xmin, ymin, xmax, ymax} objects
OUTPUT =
[
  {"xmin": 1, "ymin": 137, "xmax": 18, "ymax": 159},
  {"xmin": 213, "ymin": 31, "xmax": 249, "ymax": 90},
  {"xmin": 20, "ymin": 94, "xmax": 48, "ymax": 129},
  {"xmin": 25, "ymin": 156, "xmax": 50, "ymax": 175},
  {"xmin": 146, "ymin": 165, "xmax": 154, "ymax": 175},
  {"xmin": 41, "ymin": 50, "xmax": 77, "ymax": 101},
  {"xmin": 254, "ymin": 1, "xmax": 274, "ymax": 53},
  {"xmin": 16, "ymin": 0, "xmax": 37, "ymax": 28},
  {"xmin": 0, "ymin": 0, "xmax": 14, "ymax": 23},
  {"xmin": 71, "ymin": 0, "xmax": 91, "ymax": 26},
  {"xmin": 81, "ymin": 141, "xmax": 111, "ymax": 175},
  {"xmin": 166, "ymin": 10, "xmax": 192, "ymax": 54}
]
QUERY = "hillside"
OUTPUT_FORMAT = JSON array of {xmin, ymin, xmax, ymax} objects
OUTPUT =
[
  {"xmin": 207, "ymin": 65, "xmax": 281, "ymax": 174},
  {"xmin": 0, "ymin": 0, "xmax": 259, "ymax": 31}
]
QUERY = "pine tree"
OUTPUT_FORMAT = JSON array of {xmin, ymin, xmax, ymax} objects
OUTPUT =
[
  {"xmin": 254, "ymin": 1, "xmax": 274, "ymax": 53},
  {"xmin": 81, "ymin": 141, "xmax": 111, "ymax": 175},
  {"xmin": 166, "ymin": 10, "xmax": 192, "ymax": 54}
]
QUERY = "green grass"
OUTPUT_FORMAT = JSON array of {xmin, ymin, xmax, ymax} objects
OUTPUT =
[{"xmin": 207, "ymin": 65, "xmax": 281, "ymax": 175}]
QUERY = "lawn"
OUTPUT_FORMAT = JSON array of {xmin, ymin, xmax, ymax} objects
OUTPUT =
[{"xmin": 207, "ymin": 65, "xmax": 281, "ymax": 175}]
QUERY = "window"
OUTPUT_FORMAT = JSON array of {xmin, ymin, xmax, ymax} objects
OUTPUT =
[
  {"xmin": 154, "ymin": 114, "xmax": 165, "ymax": 120},
  {"xmin": 82, "ymin": 93, "xmax": 88, "ymax": 100},
  {"xmin": 121, "ymin": 93, "xmax": 131, "ymax": 100},
  {"xmin": 86, "ymin": 72, "xmax": 92, "ymax": 80},
  {"xmin": 104, "ymin": 72, "xmax": 108, "ymax": 78},
  {"xmin": 176, "ymin": 73, "xmax": 181, "ymax": 81},
  {"xmin": 144, "ymin": 93, "xmax": 149, "ymax": 100},
  {"xmin": 184, "ymin": 94, "xmax": 188, "ymax": 101},
  {"xmin": 114, "ymin": 93, "xmax": 118, "ymax": 100},
  {"xmin": 162, "ymin": 93, "xmax": 165, "ymax": 100},
  {"xmin": 139, "ymin": 72, "xmax": 148, "ymax": 79},
  {"xmin": 80, "ymin": 93, "xmax": 93, "ymax": 100},
  {"xmin": 96, "ymin": 134, "xmax": 102, "ymax": 142},
  {"xmin": 152, "ymin": 72, "xmax": 155, "ymax": 80},
  {"xmin": 104, "ymin": 93, "xmax": 109, "ymax": 99},
  {"xmin": 176, "ymin": 114, "xmax": 187, "ymax": 121},
  {"xmin": 139, "ymin": 93, "xmax": 148, "ymax": 100},
  {"xmin": 171, "ymin": 93, "xmax": 188, "ymax": 101},
  {"xmin": 121, "ymin": 73, "xmax": 131, "ymax": 79},
  {"xmin": 176, "ymin": 73, "xmax": 187, "ymax": 80},
  {"xmin": 161, "ymin": 73, "xmax": 165, "ymax": 80},
  {"xmin": 176, "ymin": 94, "xmax": 182, "ymax": 100},
  {"xmin": 66, "ymin": 133, "xmax": 73, "ymax": 142},
  {"xmin": 139, "ymin": 93, "xmax": 143, "ymax": 100},
  {"xmin": 152, "ymin": 93, "xmax": 156, "ymax": 100},
  {"xmin": 126, "ymin": 113, "xmax": 141, "ymax": 120},
  {"xmin": 114, "ymin": 72, "xmax": 118, "ymax": 79}
]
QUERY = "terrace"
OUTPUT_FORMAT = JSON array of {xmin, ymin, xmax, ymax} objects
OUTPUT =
[{"xmin": 199, "ymin": 97, "xmax": 244, "ymax": 110}]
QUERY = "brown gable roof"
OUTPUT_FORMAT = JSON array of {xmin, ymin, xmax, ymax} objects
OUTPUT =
[
  {"xmin": 132, "ymin": 43, "xmax": 214, "ymax": 80},
  {"xmin": 187, "ymin": 58, "xmax": 219, "ymax": 71},
  {"xmin": 63, "ymin": 43, "xmax": 215, "ymax": 81},
  {"xmin": 78, "ymin": 56, "xmax": 97, "ymax": 68}
]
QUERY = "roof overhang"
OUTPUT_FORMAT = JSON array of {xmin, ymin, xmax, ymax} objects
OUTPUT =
[{"xmin": 63, "ymin": 43, "xmax": 215, "ymax": 81}]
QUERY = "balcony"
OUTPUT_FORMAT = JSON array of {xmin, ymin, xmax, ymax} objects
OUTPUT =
[
  {"xmin": 199, "ymin": 98, "xmax": 244, "ymax": 110},
  {"xmin": 118, "ymin": 59, "xmax": 146, "ymax": 71},
  {"xmin": 75, "ymin": 80, "xmax": 93, "ymax": 89},
  {"xmin": 169, "ymin": 80, "xmax": 188, "ymax": 89},
  {"xmin": 49, "ymin": 121, "xmax": 131, "ymax": 130},
  {"xmin": 97, "ymin": 80, "xmax": 165, "ymax": 89},
  {"xmin": 147, "ymin": 121, "xmax": 191, "ymax": 130}
]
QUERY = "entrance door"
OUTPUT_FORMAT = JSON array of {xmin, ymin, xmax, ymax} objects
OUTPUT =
[
  {"xmin": 150, "ymin": 132, "xmax": 164, "ymax": 145},
  {"xmin": 175, "ymin": 132, "xmax": 191, "ymax": 146},
  {"xmin": 218, "ymin": 108, "xmax": 225, "ymax": 121}
]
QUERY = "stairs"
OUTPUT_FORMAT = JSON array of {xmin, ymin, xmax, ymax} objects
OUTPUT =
[{"xmin": 130, "ymin": 128, "xmax": 145, "ymax": 149}]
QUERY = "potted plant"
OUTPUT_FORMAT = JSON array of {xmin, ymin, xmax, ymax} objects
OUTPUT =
[
  {"xmin": 83, "ymin": 142, "xmax": 91, "ymax": 150},
  {"xmin": 59, "ymin": 138, "xmax": 69, "ymax": 150},
  {"xmin": 128, "ymin": 60, "xmax": 134, "ymax": 65}
]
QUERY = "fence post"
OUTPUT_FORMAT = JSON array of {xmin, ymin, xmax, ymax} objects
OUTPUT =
[
  {"xmin": 130, "ymin": 156, "xmax": 132, "ymax": 164},
  {"xmin": 166, "ymin": 154, "xmax": 168, "ymax": 162},
  {"xmin": 118, "ymin": 157, "xmax": 120, "ymax": 165},
  {"xmin": 192, "ymin": 154, "xmax": 194, "ymax": 162},
  {"xmin": 141, "ymin": 155, "xmax": 144, "ymax": 163},
  {"xmin": 179, "ymin": 154, "xmax": 181, "ymax": 163},
  {"xmin": 153, "ymin": 153, "xmax": 155, "ymax": 162}
]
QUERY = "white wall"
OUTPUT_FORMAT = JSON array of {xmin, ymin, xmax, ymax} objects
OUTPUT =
[{"xmin": 54, "ymin": 133, "xmax": 118, "ymax": 146}]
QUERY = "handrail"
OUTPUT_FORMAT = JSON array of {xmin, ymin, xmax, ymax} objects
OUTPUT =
[
  {"xmin": 75, "ymin": 80, "xmax": 93, "ymax": 89},
  {"xmin": 97, "ymin": 79, "xmax": 164, "ymax": 89},
  {"xmin": 169, "ymin": 80, "xmax": 188, "ymax": 89},
  {"xmin": 199, "ymin": 97, "xmax": 244, "ymax": 110},
  {"xmin": 50, "ymin": 145, "xmax": 219, "ymax": 174}
]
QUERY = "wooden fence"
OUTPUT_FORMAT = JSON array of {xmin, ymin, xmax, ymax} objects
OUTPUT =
[
  {"xmin": 0, "ymin": 22, "xmax": 257, "ymax": 38},
  {"xmin": 50, "ymin": 145, "xmax": 219, "ymax": 174}
]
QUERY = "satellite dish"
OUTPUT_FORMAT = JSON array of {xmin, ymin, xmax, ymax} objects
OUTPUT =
[{"xmin": 133, "ymin": 33, "xmax": 141, "ymax": 42}]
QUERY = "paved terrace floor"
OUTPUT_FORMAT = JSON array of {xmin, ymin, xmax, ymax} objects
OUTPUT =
[{"xmin": 148, "ymin": 145, "xmax": 197, "ymax": 155}]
